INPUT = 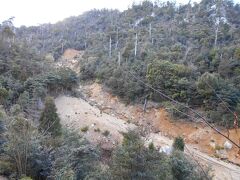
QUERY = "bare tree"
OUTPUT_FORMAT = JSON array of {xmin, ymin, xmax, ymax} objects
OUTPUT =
[
  {"xmin": 109, "ymin": 36, "xmax": 112, "ymax": 58},
  {"xmin": 118, "ymin": 51, "xmax": 121, "ymax": 66},
  {"xmin": 134, "ymin": 33, "xmax": 138, "ymax": 58}
]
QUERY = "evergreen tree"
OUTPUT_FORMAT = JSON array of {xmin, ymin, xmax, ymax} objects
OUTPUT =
[
  {"xmin": 173, "ymin": 136, "xmax": 185, "ymax": 151},
  {"xmin": 39, "ymin": 96, "xmax": 61, "ymax": 137},
  {"xmin": 110, "ymin": 130, "xmax": 173, "ymax": 180}
]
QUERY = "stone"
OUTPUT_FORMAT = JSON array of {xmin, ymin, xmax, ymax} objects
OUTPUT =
[
  {"xmin": 216, "ymin": 149, "xmax": 228, "ymax": 160},
  {"xmin": 159, "ymin": 145, "xmax": 173, "ymax": 155},
  {"xmin": 224, "ymin": 141, "xmax": 232, "ymax": 150},
  {"xmin": 209, "ymin": 141, "xmax": 216, "ymax": 149}
]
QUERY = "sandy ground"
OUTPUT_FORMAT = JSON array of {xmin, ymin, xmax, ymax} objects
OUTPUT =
[{"xmin": 55, "ymin": 96, "xmax": 136, "ymax": 149}]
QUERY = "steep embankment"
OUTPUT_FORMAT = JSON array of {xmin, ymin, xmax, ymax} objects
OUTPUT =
[
  {"xmin": 55, "ymin": 49, "xmax": 240, "ymax": 180},
  {"xmin": 55, "ymin": 82, "xmax": 240, "ymax": 180},
  {"xmin": 55, "ymin": 95, "xmax": 136, "ymax": 149}
]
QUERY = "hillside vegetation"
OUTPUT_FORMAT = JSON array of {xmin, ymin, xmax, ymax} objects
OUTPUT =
[
  {"xmin": 17, "ymin": 0, "xmax": 240, "ymax": 127},
  {"xmin": 0, "ymin": 0, "xmax": 240, "ymax": 179}
]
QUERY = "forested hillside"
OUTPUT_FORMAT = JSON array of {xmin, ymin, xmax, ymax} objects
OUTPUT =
[
  {"xmin": 1, "ymin": 0, "xmax": 240, "ymax": 179},
  {"xmin": 17, "ymin": 0, "xmax": 240, "ymax": 127}
]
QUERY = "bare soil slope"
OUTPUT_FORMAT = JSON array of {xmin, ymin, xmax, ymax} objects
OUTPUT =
[
  {"xmin": 55, "ymin": 49, "xmax": 240, "ymax": 180},
  {"xmin": 55, "ymin": 95, "xmax": 136, "ymax": 149}
]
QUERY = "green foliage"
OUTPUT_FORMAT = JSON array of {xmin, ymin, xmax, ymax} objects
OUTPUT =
[
  {"xmin": 52, "ymin": 129, "xmax": 100, "ymax": 180},
  {"xmin": 1, "ymin": 1, "xmax": 240, "ymax": 178},
  {"xmin": 170, "ymin": 151, "xmax": 211, "ymax": 180},
  {"xmin": 173, "ymin": 136, "xmax": 185, "ymax": 151},
  {"xmin": 102, "ymin": 130, "xmax": 110, "ymax": 137},
  {"xmin": 163, "ymin": 102, "xmax": 189, "ymax": 120},
  {"xmin": 148, "ymin": 142, "xmax": 155, "ymax": 151},
  {"xmin": 0, "ymin": 108, "xmax": 6, "ymax": 147},
  {"xmin": 197, "ymin": 72, "xmax": 240, "ymax": 126},
  {"xmin": 0, "ymin": 111, "xmax": 51, "ymax": 179},
  {"xmin": 147, "ymin": 60, "xmax": 192, "ymax": 102},
  {"xmin": 0, "ymin": 87, "xmax": 8, "ymax": 104},
  {"xmin": 110, "ymin": 130, "xmax": 173, "ymax": 180},
  {"xmin": 51, "ymin": 0, "xmax": 240, "ymax": 126},
  {"xmin": 39, "ymin": 96, "xmax": 62, "ymax": 137},
  {"xmin": 20, "ymin": 177, "xmax": 32, "ymax": 180},
  {"xmin": 81, "ymin": 126, "xmax": 89, "ymax": 132}
]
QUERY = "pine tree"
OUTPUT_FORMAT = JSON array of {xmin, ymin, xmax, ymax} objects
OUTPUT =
[
  {"xmin": 173, "ymin": 136, "xmax": 185, "ymax": 151},
  {"xmin": 110, "ymin": 130, "xmax": 173, "ymax": 180},
  {"xmin": 39, "ymin": 96, "xmax": 61, "ymax": 137}
]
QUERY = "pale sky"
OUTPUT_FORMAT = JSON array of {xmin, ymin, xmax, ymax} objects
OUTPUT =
[{"xmin": 0, "ymin": 0, "xmax": 239, "ymax": 27}]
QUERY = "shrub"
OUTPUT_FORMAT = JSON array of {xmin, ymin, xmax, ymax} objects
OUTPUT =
[
  {"xmin": 39, "ymin": 96, "xmax": 62, "ymax": 137},
  {"xmin": 81, "ymin": 126, "xmax": 89, "ymax": 132},
  {"xmin": 102, "ymin": 130, "xmax": 110, "ymax": 137},
  {"xmin": 94, "ymin": 128, "xmax": 101, "ymax": 132},
  {"xmin": 173, "ymin": 136, "xmax": 185, "ymax": 151}
]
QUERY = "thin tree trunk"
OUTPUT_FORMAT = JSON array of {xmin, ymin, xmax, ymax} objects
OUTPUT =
[
  {"xmin": 109, "ymin": 36, "xmax": 112, "ymax": 58},
  {"xmin": 118, "ymin": 51, "xmax": 121, "ymax": 66},
  {"xmin": 134, "ymin": 33, "xmax": 138, "ymax": 58},
  {"xmin": 143, "ymin": 98, "xmax": 148, "ymax": 112},
  {"xmin": 115, "ymin": 28, "xmax": 119, "ymax": 49},
  {"xmin": 184, "ymin": 46, "xmax": 191, "ymax": 61},
  {"xmin": 214, "ymin": 25, "xmax": 219, "ymax": 48},
  {"xmin": 149, "ymin": 23, "xmax": 152, "ymax": 41},
  {"xmin": 61, "ymin": 42, "xmax": 64, "ymax": 54}
]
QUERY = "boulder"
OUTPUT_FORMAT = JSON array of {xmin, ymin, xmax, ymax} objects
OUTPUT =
[
  {"xmin": 216, "ymin": 149, "xmax": 228, "ymax": 160},
  {"xmin": 209, "ymin": 141, "xmax": 216, "ymax": 149},
  {"xmin": 224, "ymin": 141, "xmax": 232, "ymax": 150},
  {"xmin": 159, "ymin": 145, "xmax": 173, "ymax": 155}
]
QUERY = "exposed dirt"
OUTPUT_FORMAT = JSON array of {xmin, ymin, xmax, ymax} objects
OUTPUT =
[
  {"xmin": 55, "ymin": 95, "xmax": 136, "ymax": 150},
  {"xmin": 63, "ymin": 49, "xmax": 82, "ymax": 59},
  {"xmin": 82, "ymin": 82, "xmax": 240, "ymax": 165},
  {"xmin": 55, "ymin": 48, "xmax": 84, "ymax": 73},
  {"xmin": 55, "ymin": 83, "xmax": 240, "ymax": 180},
  {"xmin": 55, "ymin": 49, "xmax": 240, "ymax": 179},
  {"xmin": 0, "ymin": 176, "xmax": 8, "ymax": 180},
  {"xmin": 153, "ymin": 108, "xmax": 240, "ymax": 165},
  {"xmin": 80, "ymin": 82, "xmax": 240, "ymax": 179}
]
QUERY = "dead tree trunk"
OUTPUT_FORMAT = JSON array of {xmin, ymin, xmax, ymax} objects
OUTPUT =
[
  {"xmin": 149, "ymin": 23, "xmax": 152, "ymax": 41},
  {"xmin": 134, "ymin": 33, "xmax": 138, "ymax": 58},
  {"xmin": 118, "ymin": 51, "xmax": 121, "ymax": 66},
  {"xmin": 61, "ymin": 42, "xmax": 64, "ymax": 54},
  {"xmin": 115, "ymin": 28, "xmax": 119, "ymax": 49},
  {"xmin": 143, "ymin": 98, "xmax": 148, "ymax": 112},
  {"xmin": 214, "ymin": 25, "xmax": 219, "ymax": 48},
  {"xmin": 109, "ymin": 36, "xmax": 112, "ymax": 58}
]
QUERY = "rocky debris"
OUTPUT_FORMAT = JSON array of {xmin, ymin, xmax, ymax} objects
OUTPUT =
[
  {"xmin": 159, "ymin": 145, "xmax": 173, "ymax": 155},
  {"xmin": 224, "ymin": 141, "xmax": 232, "ymax": 150},
  {"xmin": 216, "ymin": 149, "xmax": 228, "ymax": 160},
  {"xmin": 209, "ymin": 140, "xmax": 216, "ymax": 149}
]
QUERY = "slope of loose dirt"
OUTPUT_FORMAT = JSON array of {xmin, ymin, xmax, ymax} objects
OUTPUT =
[
  {"xmin": 78, "ymin": 82, "xmax": 240, "ymax": 179},
  {"xmin": 55, "ymin": 85, "xmax": 240, "ymax": 179},
  {"xmin": 55, "ymin": 95, "xmax": 136, "ymax": 149},
  {"xmin": 55, "ymin": 49, "xmax": 240, "ymax": 179},
  {"xmin": 55, "ymin": 48, "xmax": 83, "ymax": 73},
  {"xmin": 82, "ymin": 82, "xmax": 240, "ymax": 165},
  {"xmin": 154, "ymin": 108, "xmax": 240, "ymax": 165},
  {"xmin": 147, "ymin": 133, "xmax": 240, "ymax": 180}
]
